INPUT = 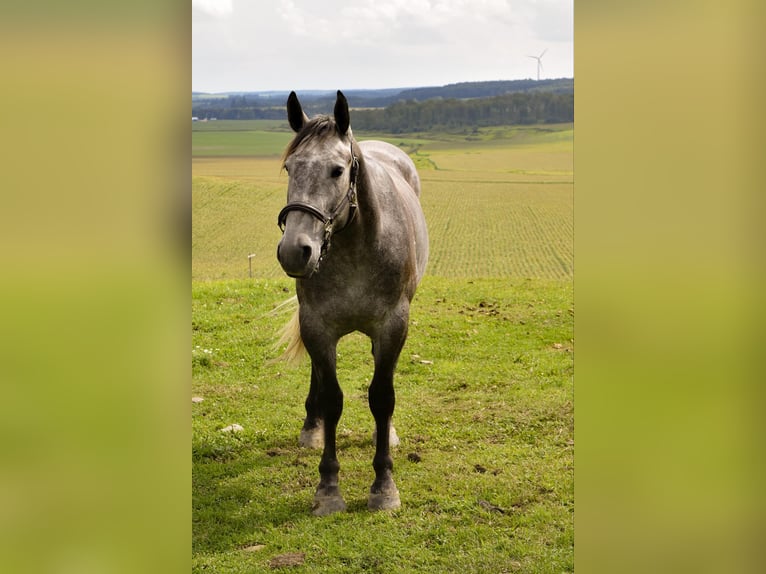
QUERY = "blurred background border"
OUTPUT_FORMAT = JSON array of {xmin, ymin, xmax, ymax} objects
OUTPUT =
[{"xmin": 0, "ymin": 1, "xmax": 763, "ymax": 572}]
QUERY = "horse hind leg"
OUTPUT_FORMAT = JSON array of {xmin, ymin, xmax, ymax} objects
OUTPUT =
[
  {"xmin": 300, "ymin": 420, "xmax": 324, "ymax": 449},
  {"xmin": 371, "ymin": 425, "xmax": 400, "ymax": 448}
]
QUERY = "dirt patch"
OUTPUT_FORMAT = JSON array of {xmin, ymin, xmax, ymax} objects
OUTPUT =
[{"xmin": 269, "ymin": 552, "xmax": 305, "ymax": 568}]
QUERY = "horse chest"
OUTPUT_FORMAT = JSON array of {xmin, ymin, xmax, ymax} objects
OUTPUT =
[{"xmin": 297, "ymin": 268, "xmax": 405, "ymax": 331}]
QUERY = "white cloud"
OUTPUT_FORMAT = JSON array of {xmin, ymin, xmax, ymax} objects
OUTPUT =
[
  {"xmin": 276, "ymin": 0, "xmax": 522, "ymax": 46},
  {"xmin": 530, "ymin": 0, "xmax": 573, "ymax": 43},
  {"xmin": 193, "ymin": 0, "xmax": 233, "ymax": 18},
  {"xmin": 193, "ymin": 0, "xmax": 573, "ymax": 91}
]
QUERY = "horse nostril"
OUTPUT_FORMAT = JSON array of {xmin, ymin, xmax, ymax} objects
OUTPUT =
[
  {"xmin": 277, "ymin": 233, "xmax": 316, "ymax": 276},
  {"xmin": 301, "ymin": 244, "xmax": 312, "ymax": 263}
]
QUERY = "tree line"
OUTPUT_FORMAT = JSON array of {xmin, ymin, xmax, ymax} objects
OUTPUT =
[
  {"xmin": 192, "ymin": 91, "xmax": 573, "ymax": 131},
  {"xmin": 350, "ymin": 92, "xmax": 573, "ymax": 133},
  {"xmin": 394, "ymin": 78, "xmax": 573, "ymax": 101},
  {"xmin": 192, "ymin": 95, "xmax": 284, "ymax": 120}
]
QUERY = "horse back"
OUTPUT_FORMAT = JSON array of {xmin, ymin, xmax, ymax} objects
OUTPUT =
[
  {"xmin": 359, "ymin": 140, "xmax": 421, "ymax": 197},
  {"xmin": 359, "ymin": 140, "xmax": 428, "ymax": 284}
]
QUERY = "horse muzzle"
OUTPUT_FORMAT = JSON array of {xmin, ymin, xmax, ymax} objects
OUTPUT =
[{"xmin": 277, "ymin": 232, "xmax": 322, "ymax": 278}]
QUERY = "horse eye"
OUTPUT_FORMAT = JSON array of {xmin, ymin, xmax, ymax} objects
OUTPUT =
[{"xmin": 331, "ymin": 166, "xmax": 344, "ymax": 178}]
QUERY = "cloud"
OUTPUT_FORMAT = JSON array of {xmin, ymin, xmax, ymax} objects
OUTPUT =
[
  {"xmin": 276, "ymin": 0, "xmax": 522, "ymax": 46},
  {"xmin": 530, "ymin": 0, "xmax": 573, "ymax": 43},
  {"xmin": 192, "ymin": 0, "xmax": 233, "ymax": 19},
  {"xmin": 193, "ymin": 0, "xmax": 574, "ymax": 91}
]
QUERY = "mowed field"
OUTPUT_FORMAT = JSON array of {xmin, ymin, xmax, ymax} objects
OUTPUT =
[
  {"xmin": 192, "ymin": 120, "xmax": 573, "ymax": 573},
  {"xmin": 192, "ymin": 122, "xmax": 573, "ymax": 280}
]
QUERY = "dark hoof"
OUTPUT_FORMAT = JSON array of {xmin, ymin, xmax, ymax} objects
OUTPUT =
[
  {"xmin": 299, "ymin": 421, "xmax": 324, "ymax": 449},
  {"xmin": 312, "ymin": 488, "xmax": 346, "ymax": 516},
  {"xmin": 368, "ymin": 484, "xmax": 401, "ymax": 511}
]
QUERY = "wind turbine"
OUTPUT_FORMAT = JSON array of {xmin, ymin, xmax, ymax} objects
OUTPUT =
[{"xmin": 527, "ymin": 49, "xmax": 547, "ymax": 81}]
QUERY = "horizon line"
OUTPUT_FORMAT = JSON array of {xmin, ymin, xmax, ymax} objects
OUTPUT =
[{"xmin": 191, "ymin": 77, "xmax": 574, "ymax": 95}]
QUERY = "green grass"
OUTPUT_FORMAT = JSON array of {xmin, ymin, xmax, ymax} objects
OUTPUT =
[
  {"xmin": 192, "ymin": 121, "xmax": 573, "ymax": 572},
  {"xmin": 192, "ymin": 120, "xmax": 288, "ymax": 132},
  {"xmin": 193, "ymin": 120, "xmax": 294, "ymax": 156},
  {"xmin": 192, "ymin": 277, "xmax": 573, "ymax": 573}
]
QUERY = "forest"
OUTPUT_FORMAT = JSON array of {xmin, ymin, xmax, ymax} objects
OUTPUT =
[{"xmin": 351, "ymin": 92, "xmax": 573, "ymax": 132}]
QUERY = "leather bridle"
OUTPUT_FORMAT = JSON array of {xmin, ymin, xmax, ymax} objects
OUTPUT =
[{"xmin": 277, "ymin": 147, "xmax": 359, "ymax": 268}]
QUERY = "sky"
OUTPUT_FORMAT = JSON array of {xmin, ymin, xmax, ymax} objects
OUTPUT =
[{"xmin": 192, "ymin": 0, "xmax": 573, "ymax": 93}]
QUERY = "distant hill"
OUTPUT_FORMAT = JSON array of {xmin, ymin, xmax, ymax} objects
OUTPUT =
[
  {"xmin": 191, "ymin": 78, "xmax": 574, "ymax": 127},
  {"xmin": 396, "ymin": 78, "xmax": 573, "ymax": 101},
  {"xmin": 193, "ymin": 78, "xmax": 572, "ymax": 108}
]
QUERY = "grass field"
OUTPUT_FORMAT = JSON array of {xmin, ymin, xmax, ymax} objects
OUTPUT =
[
  {"xmin": 192, "ymin": 120, "xmax": 573, "ymax": 572},
  {"xmin": 193, "ymin": 277, "xmax": 573, "ymax": 573},
  {"xmin": 192, "ymin": 120, "xmax": 294, "ymax": 157},
  {"xmin": 192, "ymin": 122, "xmax": 572, "ymax": 280}
]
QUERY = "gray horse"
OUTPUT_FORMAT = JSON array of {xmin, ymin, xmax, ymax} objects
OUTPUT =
[{"xmin": 276, "ymin": 90, "xmax": 428, "ymax": 515}]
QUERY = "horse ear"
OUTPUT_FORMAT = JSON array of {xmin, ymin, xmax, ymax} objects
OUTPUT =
[
  {"xmin": 334, "ymin": 90, "xmax": 350, "ymax": 135},
  {"xmin": 287, "ymin": 91, "xmax": 308, "ymax": 132}
]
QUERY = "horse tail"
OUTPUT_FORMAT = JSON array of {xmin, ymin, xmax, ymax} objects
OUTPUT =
[{"xmin": 271, "ymin": 296, "xmax": 306, "ymax": 365}]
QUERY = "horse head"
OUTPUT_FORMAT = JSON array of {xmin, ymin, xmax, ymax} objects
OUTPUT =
[{"xmin": 277, "ymin": 91, "xmax": 359, "ymax": 278}]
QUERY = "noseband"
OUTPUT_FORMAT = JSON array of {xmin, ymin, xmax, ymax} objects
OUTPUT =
[{"xmin": 277, "ymin": 148, "xmax": 359, "ymax": 270}]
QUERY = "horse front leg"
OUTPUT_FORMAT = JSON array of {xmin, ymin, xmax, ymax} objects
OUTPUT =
[
  {"xmin": 302, "ymin": 336, "xmax": 346, "ymax": 516},
  {"xmin": 367, "ymin": 310, "xmax": 409, "ymax": 511},
  {"xmin": 299, "ymin": 366, "xmax": 324, "ymax": 448}
]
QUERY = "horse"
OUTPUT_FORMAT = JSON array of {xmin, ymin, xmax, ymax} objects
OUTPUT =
[{"xmin": 276, "ymin": 90, "xmax": 429, "ymax": 516}]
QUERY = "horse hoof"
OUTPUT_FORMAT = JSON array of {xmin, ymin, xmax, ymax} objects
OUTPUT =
[
  {"xmin": 372, "ymin": 425, "xmax": 400, "ymax": 448},
  {"xmin": 299, "ymin": 422, "xmax": 324, "ymax": 449},
  {"xmin": 368, "ymin": 485, "xmax": 401, "ymax": 511},
  {"xmin": 312, "ymin": 491, "xmax": 346, "ymax": 516}
]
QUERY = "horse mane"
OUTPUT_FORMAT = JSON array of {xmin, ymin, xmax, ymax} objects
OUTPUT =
[{"xmin": 281, "ymin": 116, "xmax": 353, "ymax": 166}]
